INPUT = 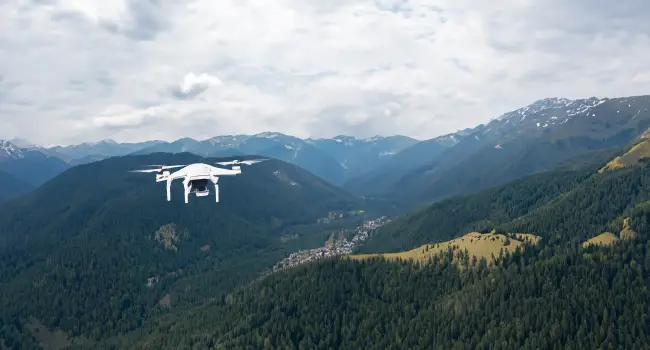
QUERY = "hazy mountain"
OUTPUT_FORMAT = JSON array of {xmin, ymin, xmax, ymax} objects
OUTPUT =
[
  {"xmin": 133, "ymin": 133, "xmax": 346, "ymax": 184},
  {"xmin": 8, "ymin": 137, "xmax": 37, "ymax": 149},
  {"xmin": 15, "ymin": 133, "xmax": 417, "ymax": 185},
  {"xmin": 0, "ymin": 139, "xmax": 71, "ymax": 186},
  {"xmin": 130, "ymin": 132, "xmax": 417, "ymax": 185},
  {"xmin": 342, "ymin": 135, "xmax": 458, "ymax": 196},
  {"xmin": 346, "ymin": 95, "xmax": 650, "ymax": 206},
  {"xmin": 49, "ymin": 139, "xmax": 167, "ymax": 162},
  {"xmin": 0, "ymin": 152, "xmax": 362, "ymax": 347},
  {"xmin": 306, "ymin": 135, "xmax": 418, "ymax": 179}
]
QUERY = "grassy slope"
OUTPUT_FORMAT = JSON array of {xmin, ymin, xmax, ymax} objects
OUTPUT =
[
  {"xmin": 360, "ymin": 166, "xmax": 595, "ymax": 254},
  {"xmin": 351, "ymin": 232, "xmax": 540, "ymax": 264},
  {"xmin": 599, "ymin": 138, "xmax": 650, "ymax": 173}
]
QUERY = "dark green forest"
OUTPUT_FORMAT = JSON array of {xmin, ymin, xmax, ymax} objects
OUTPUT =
[
  {"xmin": 119, "ymin": 214, "xmax": 650, "ymax": 349},
  {"xmin": 0, "ymin": 153, "xmax": 362, "ymax": 349}
]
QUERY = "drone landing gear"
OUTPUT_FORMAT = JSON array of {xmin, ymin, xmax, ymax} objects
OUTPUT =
[
  {"xmin": 182, "ymin": 179, "xmax": 190, "ymax": 204},
  {"xmin": 211, "ymin": 176, "xmax": 219, "ymax": 202},
  {"xmin": 166, "ymin": 178, "xmax": 172, "ymax": 202}
]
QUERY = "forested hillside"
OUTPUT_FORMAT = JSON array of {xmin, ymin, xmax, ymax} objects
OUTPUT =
[
  {"xmin": 0, "ymin": 150, "xmax": 70, "ymax": 186},
  {"xmin": 104, "ymin": 141, "xmax": 650, "ymax": 349},
  {"xmin": 0, "ymin": 170, "xmax": 33, "ymax": 202},
  {"xmin": 120, "ymin": 218, "xmax": 650, "ymax": 349},
  {"xmin": 0, "ymin": 153, "xmax": 362, "ymax": 349}
]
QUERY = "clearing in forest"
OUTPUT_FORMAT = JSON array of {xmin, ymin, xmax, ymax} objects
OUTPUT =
[
  {"xmin": 582, "ymin": 217, "xmax": 637, "ymax": 247},
  {"xmin": 350, "ymin": 231, "xmax": 541, "ymax": 265},
  {"xmin": 582, "ymin": 232, "xmax": 619, "ymax": 247}
]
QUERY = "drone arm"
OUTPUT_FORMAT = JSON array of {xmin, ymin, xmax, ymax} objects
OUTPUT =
[{"xmin": 156, "ymin": 170, "xmax": 171, "ymax": 182}]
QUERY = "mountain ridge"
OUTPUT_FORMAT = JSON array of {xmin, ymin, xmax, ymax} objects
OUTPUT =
[{"xmin": 345, "ymin": 95, "xmax": 650, "ymax": 206}]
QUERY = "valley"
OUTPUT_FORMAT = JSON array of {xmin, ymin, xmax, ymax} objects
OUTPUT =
[{"xmin": 2, "ymin": 94, "xmax": 650, "ymax": 349}]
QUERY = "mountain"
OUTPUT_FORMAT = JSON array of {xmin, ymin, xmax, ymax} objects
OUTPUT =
[
  {"xmin": 49, "ymin": 139, "xmax": 167, "ymax": 163},
  {"xmin": 36, "ymin": 133, "xmax": 418, "ymax": 186},
  {"xmin": 131, "ymin": 133, "xmax": 418, "ymax": 186},
  {"xmin": 114, "ymin": 135, "xmax": 650, "ymax": 349},
  {"xmin": 8, "ymin": 137, "xmax": 37, "ymax": 149},
  {"xmin": 345, "ymin": 95, "xmax": 650, "ymax": 206},
  {"xmin": 0, "ymin": 152, "xmax": 363, "ymax": 348},
  {"xmin": 0, "ymin": 170, "xmax": 33, "ymax": 202},
  {"xmin": 305, "ymin": 135, "xmax": 418, "ymax": 179},
  {"xmin": 0, "ymin": 139, "xmax": 24, "ymax": 160},
  {"xmin": 0, "ymin": 140, "xmax": 71, "ymax": 186},
  {"xmin": 342, "ymin": 134, "xmax": 458, "ymax": 197},
  {"xmin": 134, "ymin": 133, "xmax": 348, "ymax": 185}
]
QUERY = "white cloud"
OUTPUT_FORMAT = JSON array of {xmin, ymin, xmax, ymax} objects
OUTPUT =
[{"xmin": 1, "ymin": 0, "xmax": 649, "ymax": 146}]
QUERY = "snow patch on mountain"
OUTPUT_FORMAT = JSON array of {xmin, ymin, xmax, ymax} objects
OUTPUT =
[
  {"xmin": 499, "ymin": 97, "xmax": 607, "ymax": 124},
  {"xmin": 0, "ymin": 140, "xmax": 24, "ymax": 159}
]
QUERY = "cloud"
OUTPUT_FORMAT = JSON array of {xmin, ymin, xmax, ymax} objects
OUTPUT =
[
  {"xmin": 1, "ymin": 0, "xmax": 649, "ymax": 146},
  {"xmin": 170, "ymin": 72, "xmax": 223, "ymax": 99}
]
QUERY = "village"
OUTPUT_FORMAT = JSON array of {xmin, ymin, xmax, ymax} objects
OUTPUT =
[{"xmin": 270, "ymin": 216, "xmax": 389, "ymax": 273}]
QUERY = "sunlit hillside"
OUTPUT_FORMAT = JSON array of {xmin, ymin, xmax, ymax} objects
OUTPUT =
[{"xmin": 350, "ymin": 231, "xmax": 541, "ymax": 264}]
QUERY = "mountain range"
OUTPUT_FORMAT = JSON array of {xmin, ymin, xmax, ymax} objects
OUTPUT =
[
  {"xmin": 344, "ymin": 95, "xmax": 650, "ymax": 205},
  {"xmin": 0, "ymin": 134, "xmax": 419, "ymax": 188},
  {"xmin": 3, "ymin": 94, "xmax": 650, "ymax": 348},
  {"xmin": 6, "ymin": 95, "xmax": 648, "ymax": 208}
]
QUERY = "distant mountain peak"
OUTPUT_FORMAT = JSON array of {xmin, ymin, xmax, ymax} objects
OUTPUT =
[
  {"xmin": 9, "ymin": 137, "xmax": 38, "ymax": 149},
  {"xmin": 0, "ymin": 139, "xmax": 24, "ymax": 159},
  {"xmin": 363, "ymin": 135, "xmax": 385, "ymax": 142},
  {"xmin": 81, "ymin": 139, "xmax": 118, "ymax": 147},
  {"xmin": 496, "ymin": 96, "xmax": 608, "ymax": 123},
  {"xmin": 254, "ymin": 132, "xmax": 288, "ymax": 139},
  {"xmin": 315, "ymin": 135, "xmax": 389, "ymax": 144},
  {"xmin": 332, "ymin": 135, "xmax": 356, "ymax": 142}
]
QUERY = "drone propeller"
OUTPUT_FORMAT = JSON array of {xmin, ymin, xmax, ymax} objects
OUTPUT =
[
  {"xmin": 216, "ymin": 159, "xmax": 268, "ymax": 166},
  {"xmin": 130, "ymin": 164, "xmax": 185, "ymax": 173}
]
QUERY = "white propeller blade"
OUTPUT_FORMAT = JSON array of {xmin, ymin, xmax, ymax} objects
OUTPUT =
[
  {"xmin": 216, "ymin": 160, "xmax": 239, "ymax": 166},
  {"xmin": 130, "ymin": 164, "xmax": 185, "ymax": 173},
  {"xmin": 148, "ymin": 164, "xmax": 186, "ymax": 169},
  {"xmin": 130, "ymin": 169, "xmax": 161, "ymax": 173},
  {"xmin": 241, "ymin": 159, "xmax": 268, "ymax": 165},
  {"xmin": 216, "ymin": 159, "xmax": 268, "ymax": 166}
]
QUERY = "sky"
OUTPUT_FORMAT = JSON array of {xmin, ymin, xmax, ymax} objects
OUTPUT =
[{"xmin": 1, "ymin": 0, "xmax": 649, "ymax": 146}]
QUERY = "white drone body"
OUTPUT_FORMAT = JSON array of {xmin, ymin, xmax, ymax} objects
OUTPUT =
[{"xmin": 131, "ymin": 159, "xmax": 267, "ymax": 203}]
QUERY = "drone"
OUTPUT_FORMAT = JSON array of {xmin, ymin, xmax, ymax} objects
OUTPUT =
[{"xmin": 130, "ymin": 159, "xmax": 268, "ymax": 203}]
